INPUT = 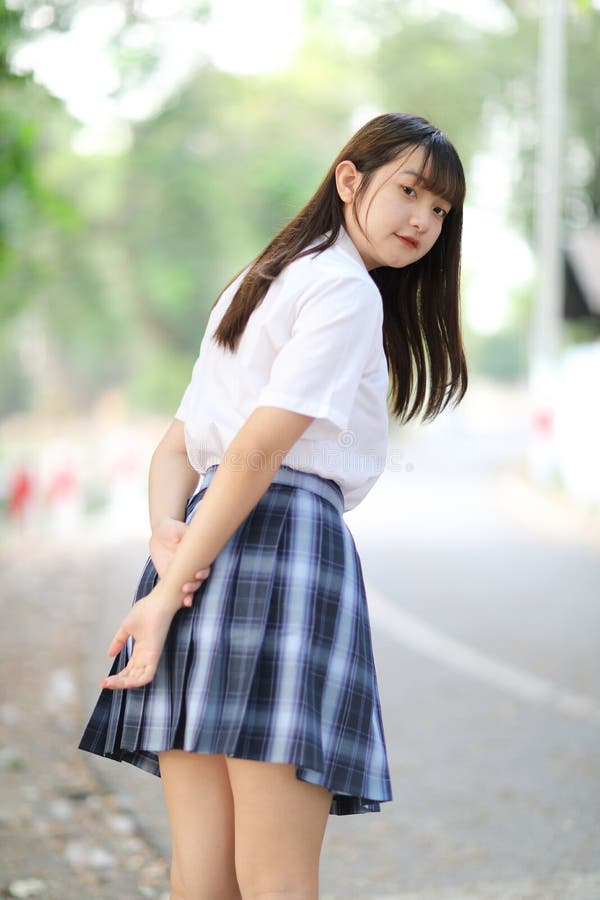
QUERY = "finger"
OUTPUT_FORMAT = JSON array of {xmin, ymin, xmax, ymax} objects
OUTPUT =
[
  {"xmin": 183, "ymin": 567, "xmax": 210, "ymax": 591},
  {"xmin": 182, "ymin": 581, "xmax": 201, "ymax": 593},
  {"xmin": 102, "ymin": 672, "xmax": 148, "ymax": 690},
  {"xmin": 102, "ymin": 661, "xmax": 156, "ymax": 690},
  {"xmin": 107, "ymin": 626, "xmax": 130, "ymax": 658}
]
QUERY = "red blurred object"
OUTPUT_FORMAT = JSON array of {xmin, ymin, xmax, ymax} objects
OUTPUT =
[
  {"xmin": 532, "ymin": 409, "xmax": 554, "ymax": 435},
  {"xmin": 47, "ymin": 466, "xmax": 78, "ymax": 504},
  {"xmin": 8, "ymin": 466, "xmax": 35, "ymax": 520}
]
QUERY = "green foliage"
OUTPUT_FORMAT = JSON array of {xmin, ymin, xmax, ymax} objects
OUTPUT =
[
  {"xmin": 0, "ymin": 326, "xmax": 29, "ymax": 412},
  {"xmin": 117, "ymin": 60, "xmax": 363, "ymax": 355},
  {"xmin": 572, "ymin": 0, "xmax": 594, "ymax": 13},
  {"xmin": 126, "ymin": 344, "xmax": 197, "ymax": 414},
  {"xmin": 375, "ymin": 14, "xmax": 491, "ymax": 171},
  {"xmin": 0, "ymin": 1, "xmax": 79, "ymax": 290}
]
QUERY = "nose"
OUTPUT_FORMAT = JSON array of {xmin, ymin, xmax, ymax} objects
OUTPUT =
[{"xmin": 409, "ymin": 206, "xmax": 432, "ymax": 233}]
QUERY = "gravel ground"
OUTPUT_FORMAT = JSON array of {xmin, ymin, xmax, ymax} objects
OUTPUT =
[{"xmin": 0, "ymin": 534, "xmax": 170, "ymax": 900}]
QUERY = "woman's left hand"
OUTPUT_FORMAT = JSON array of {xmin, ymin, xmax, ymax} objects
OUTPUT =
[
  {"xmin": 100, "ymin": 586, "xmax": 176, "ymax": 691},
  {"xmin": 150, "ymin": 516, "xmax": 211, "ymax": 607}
]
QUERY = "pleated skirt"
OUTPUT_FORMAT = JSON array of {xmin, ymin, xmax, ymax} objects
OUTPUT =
[{"xmin": 79, "ymin": 464, "xmax": 392, "ymax": 815}]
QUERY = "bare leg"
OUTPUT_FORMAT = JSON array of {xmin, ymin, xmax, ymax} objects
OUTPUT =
[
  {"xmin": 226, "ymin": 758, "xmax": 332, "ymax": 900},
  {"xmin": 159, "ymin": 750, "xmax": 241, "ymax": 900}
]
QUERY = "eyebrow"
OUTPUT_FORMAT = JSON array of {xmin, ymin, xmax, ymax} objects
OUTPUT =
[{"xmin": 396, "ymin": 169, "xmax": 452, "ymax": 205}]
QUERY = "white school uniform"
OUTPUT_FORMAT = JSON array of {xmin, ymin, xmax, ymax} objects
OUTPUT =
[{"xmin": 175, "ymin": 227, "xmax": 390, "ymax": 511}]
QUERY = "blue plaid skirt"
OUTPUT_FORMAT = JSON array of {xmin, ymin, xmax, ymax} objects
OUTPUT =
[{"xmin": 79, "ymin": 464, "xmax": 392, "ymax": 815}]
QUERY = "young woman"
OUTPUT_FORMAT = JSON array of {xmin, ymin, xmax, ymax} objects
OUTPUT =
[{"xmin": 80, "ymin": 112, "xmax": 467, "ymax": 899}]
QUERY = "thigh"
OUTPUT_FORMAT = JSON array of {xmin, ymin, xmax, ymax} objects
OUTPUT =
[
  {"xmin": 159, "ymin": 750, "xmax": 240, "ymax": 900},
  {"xmin": 226, "ymin": 758, "xmax": 332, "ymax": 899}
]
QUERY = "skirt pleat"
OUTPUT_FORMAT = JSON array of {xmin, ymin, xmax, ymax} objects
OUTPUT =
[{"xmin": 79, "ymin": 464, "xmax": 392, "ymax": 815}]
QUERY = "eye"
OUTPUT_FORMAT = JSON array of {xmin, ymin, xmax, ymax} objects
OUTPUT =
[
  {"xmin": 401, "ymin": 185, "xmax": 416, "ymax": 198},
  {"xmin": 433, "ymin": 206, "xmax": 449, "ymax": 219}
]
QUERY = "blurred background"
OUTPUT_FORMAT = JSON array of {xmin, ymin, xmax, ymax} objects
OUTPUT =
[{"xmin": 1, "ymin": 1, "xmax": 599, "ymax": 899}]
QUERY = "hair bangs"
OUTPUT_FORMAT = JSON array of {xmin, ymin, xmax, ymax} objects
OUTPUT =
[{"xmin": 416, "ymin": 135, "xmax": 466, "ymax": 208}]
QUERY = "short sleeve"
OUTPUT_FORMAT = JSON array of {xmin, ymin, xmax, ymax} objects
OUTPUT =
[
  {"xmin": 254, "ymin": 275, "xmax": 382, "ymax": 430},
  {"xmin": 174, "ymin": 333, "xmax": 208, "ymax": 422},
  {"xmin": 174, "ymin": 381, "xmax": 192, "ymax": 422}
]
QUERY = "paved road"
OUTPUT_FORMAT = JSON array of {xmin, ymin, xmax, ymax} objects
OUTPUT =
[
  {"xmin": 324, "ymin": 426, "xmax": 600, "ymax": 899},
  {"xmin": 80, "ymin": 407, "xmax": 600, "ymax": 899}
]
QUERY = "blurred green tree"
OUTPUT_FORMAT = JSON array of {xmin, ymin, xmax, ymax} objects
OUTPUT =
[
  {"xmin": 0, "ymin": 0, "xmax": 82, "ymax": 412},
  {"xmin": 1, "ymin": 0, "xmax": 599, "ymax": 412}
]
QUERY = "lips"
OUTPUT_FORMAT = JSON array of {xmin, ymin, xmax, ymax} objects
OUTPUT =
[{"xmin": 396, "ymin": 234, "xmax": 419, "ymax": 249}]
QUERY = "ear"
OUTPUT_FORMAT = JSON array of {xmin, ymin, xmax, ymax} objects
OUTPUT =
[{"xmin": 335, "ymin": 160, "xmax": 361, "ymax": 204}]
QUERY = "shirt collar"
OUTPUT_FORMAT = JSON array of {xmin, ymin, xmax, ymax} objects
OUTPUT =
[{"xmin": 335, "ymin": 226, "xmax": 369, "ymax": 273}]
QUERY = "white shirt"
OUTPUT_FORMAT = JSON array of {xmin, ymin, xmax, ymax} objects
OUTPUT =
[{"xmin": 175, "ymin": 228, "xmax": 390, "ymax": 511}]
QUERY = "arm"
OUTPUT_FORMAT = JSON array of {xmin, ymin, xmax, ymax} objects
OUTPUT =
[
  {"xmin": 147, "ymin": 420, "xmax": 207, "ymax": 602},
  {"xmin": 152, "ymin": 405, "xmax": 314, "ymax": 612},
  {"xmin": 101, "ymin": 406, "xmax": 315, "ymax": 690},
  {"xmin": 148, "ymin": 419, "xmax": 199, "ymax": 530}
]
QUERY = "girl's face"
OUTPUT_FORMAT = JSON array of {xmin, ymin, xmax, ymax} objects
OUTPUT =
[{"xmin": 337, "ymin": 145, "xmax": 452, "ymax": 271}]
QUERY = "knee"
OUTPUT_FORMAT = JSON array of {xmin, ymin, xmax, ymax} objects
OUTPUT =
[
  {"xmin": 235, "ymin": 851, "xmax": 319, "ymax": 899},
  {"xmin": 170, "ymin": 863, "xmax": 241, "ymax": 900}
]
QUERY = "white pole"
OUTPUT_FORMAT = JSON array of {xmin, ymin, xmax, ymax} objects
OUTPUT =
[{"xmin": 528, "ymin": 0, "xmax": 567, "ymax": 485}]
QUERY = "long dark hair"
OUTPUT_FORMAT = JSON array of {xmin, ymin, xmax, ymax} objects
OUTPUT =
[{"xmin": 212, "ymin": 112, "xmax": 467, "ymax": 423}]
